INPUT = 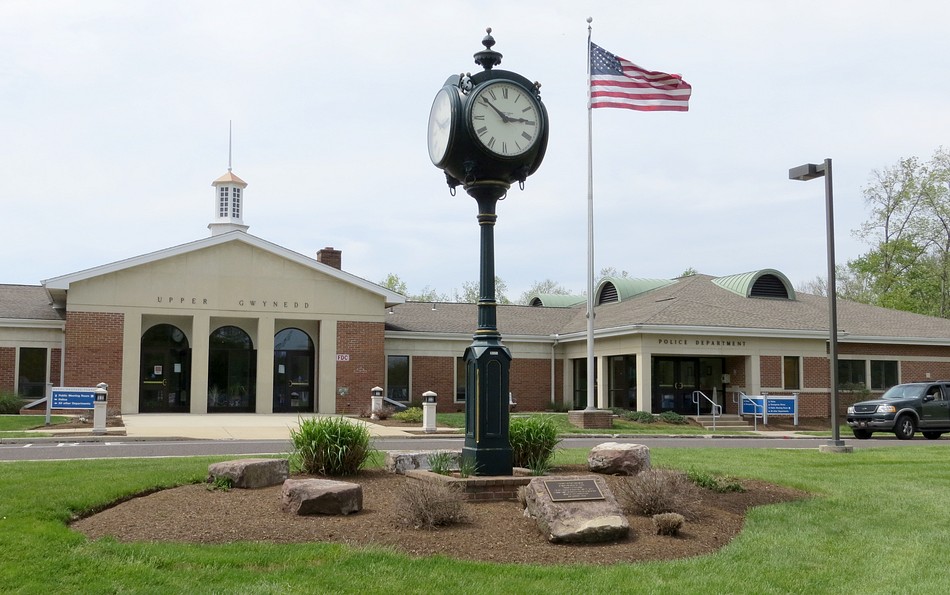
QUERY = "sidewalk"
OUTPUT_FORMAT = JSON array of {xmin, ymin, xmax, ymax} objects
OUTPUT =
[{"xmin": 19, "ymin": 414, "xmax": 461, "ymax": 441}]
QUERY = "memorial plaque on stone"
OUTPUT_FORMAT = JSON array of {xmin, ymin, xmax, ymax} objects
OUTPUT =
[{"xmin": 543, "ymin": 478, "xmax": 605, "ymax": 502}]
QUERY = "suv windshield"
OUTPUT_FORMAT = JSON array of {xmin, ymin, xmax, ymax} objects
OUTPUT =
[{"xmin": 880, "ymin": 384, "xmax": 926, "ymax": 400}]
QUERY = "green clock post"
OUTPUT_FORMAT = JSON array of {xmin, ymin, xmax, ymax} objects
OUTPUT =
[{"xmin": 427, "ymin": 29, "xmax": 548, "ymax": 475}]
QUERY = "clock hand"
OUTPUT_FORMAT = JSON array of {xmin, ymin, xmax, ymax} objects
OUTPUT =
[{"xmin": 480, "ymin": 97, "xmax": 511, "ymax": 123}]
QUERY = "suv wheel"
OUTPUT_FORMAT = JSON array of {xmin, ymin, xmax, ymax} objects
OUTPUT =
[
  {"xmin": 894, "ymin": 414, "xmax": 916, "ymax": 440},
  {"xmin": 922, "ymin": 431, "xmax": 944, "ymax": 440},
  {"xmin": 852, "ymin": 429, "xmax": 872, "ymax": 440}
]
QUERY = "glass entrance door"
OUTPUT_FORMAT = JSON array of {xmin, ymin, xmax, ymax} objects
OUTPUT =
[
  {"xmin": 139, "ymin": 324, "xmax": 190, "ymax": 413},
  {"xmin": 653, "ymin": 357, "xmax": 698, "ymax": 414},
  {"xmin": 273, "ymin": 328, "xmax": 315, "ymax": 413}
]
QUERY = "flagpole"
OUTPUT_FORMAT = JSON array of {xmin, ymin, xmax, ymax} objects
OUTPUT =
[{"xmin": 585, "ymin": 17, "xmax": 596, "ymax": 410}]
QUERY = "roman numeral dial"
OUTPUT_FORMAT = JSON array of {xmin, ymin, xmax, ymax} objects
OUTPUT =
[{"xmin": 468, "ymin": 81, "xmax": 541, "ymax": 158}]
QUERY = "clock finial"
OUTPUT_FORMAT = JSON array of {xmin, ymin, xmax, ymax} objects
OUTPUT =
[{"xmin": 473, "ymin": 27, "xmax": 502, "ymax": 71}]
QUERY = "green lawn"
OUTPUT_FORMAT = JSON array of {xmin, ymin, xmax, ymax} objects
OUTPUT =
[
  {"xmin": 3, "ymin": 446, "xmax": 950, "ymax": 593},
  {"xmin": 0, "ymin": 414, "xmax": 70, "ymax": 437}
]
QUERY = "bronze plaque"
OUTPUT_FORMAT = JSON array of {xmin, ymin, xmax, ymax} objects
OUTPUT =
[{"xmin": 543, "ymin": 478, "xmax": 605, "ymax": 502}]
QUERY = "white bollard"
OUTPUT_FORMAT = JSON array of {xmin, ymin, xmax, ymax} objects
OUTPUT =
[
  {"xmin": 370, "ymin": 386, "xmax": 384, "ymax": 420},
  {"xmin": 422, "ymin": 390, "xmax": 437, "ymax": 433},
  {"xmin": 93, "ymin": 382, "xmax": 108, "ymax": 435}
]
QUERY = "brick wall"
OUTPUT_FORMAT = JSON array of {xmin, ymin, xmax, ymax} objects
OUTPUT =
[
  {"xmin": 64, "ymin": 311, "xmax": 124, "ymax": 410},
  {"xmin": 510, "ymin": 358, "xmax": 561, "ymax": 411},
  {"xmin": 335, "ymin": 321, "xmax": 384, "ymax": 414},
  {"xmin": 900, "ymin": 360, "xmax": 950, "ymax": 383},
  {"xmin": 411, "ymin": 355, "xmax": 456, "ymax": 409},
  {"xmin": 760, "ymin": 355, "xmax": 781, "ymax": 388},
  {"xmin": 804, "ymin": 356, "xmax": 829, "ymax": 388},
  {"xmin": 50, "ymin": 348, "xmax": 62, "ymax": 387},
  {"xmin": 0, "ymin": 347, "xmax": 14, "ymax": 393},
  {"xmin": 839, "ymin": 343, "xmax": 950, "ymax": 357}
]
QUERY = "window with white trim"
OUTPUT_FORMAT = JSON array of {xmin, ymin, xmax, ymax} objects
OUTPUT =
[
  {"xmin": 218, "ymin": 187, "xmax": 230, "ymax": 218},
  {"xmin": 783, "ymin": 356, "xmax": 800, "ymax": 390},
  {"xmin": 870, "ymin": 360, "xmax": 898, "ymax": 391}
]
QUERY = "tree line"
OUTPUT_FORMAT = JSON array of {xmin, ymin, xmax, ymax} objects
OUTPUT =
[{"xmin": 800, "ymin": 147, "xmax": 950, "ymax": 318}]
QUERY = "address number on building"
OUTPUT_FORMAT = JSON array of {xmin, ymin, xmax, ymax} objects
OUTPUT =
[{"xmin": 336, "ymin": 354, "xmax": 350, "ymax": 362}]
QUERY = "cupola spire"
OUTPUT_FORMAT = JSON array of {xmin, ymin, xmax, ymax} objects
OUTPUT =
[{"xmin": 208, "ymin": 121, "xmax": 249, "ymax": 236}]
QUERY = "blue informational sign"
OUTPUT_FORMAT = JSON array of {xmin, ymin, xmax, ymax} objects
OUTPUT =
[
  {"xmin": 741, "ymin": 396, "xmax": 797, "ymax": 416},
  {"xmin": 51, "ymin": 388, "xmax": 96, "ymax": 410}
]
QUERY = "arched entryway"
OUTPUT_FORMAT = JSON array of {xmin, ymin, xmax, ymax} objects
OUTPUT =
[
  {"xmin": 139, "ymin": 324, "xmax": 191, "ymax": 413},
  {"xmin": 273, "ymin": 328, "xmax": 315, "ymax": 413},
  {"xmin": 208, "ymin": 325, "xmax": 256, "ymax": 413}
]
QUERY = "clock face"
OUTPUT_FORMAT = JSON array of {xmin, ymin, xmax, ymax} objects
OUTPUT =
[
  {"xmin": 469, "ymin": 81, "xmax": 541, "ymax": 157},
  {"xmin": 427, "ymin": 87, "xmax": 456, "ymax": 166}
]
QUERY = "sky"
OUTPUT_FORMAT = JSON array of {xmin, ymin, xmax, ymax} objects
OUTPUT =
[{"xmin": 3, "ymin": 1, "xmax": 949, "ymax": 302}]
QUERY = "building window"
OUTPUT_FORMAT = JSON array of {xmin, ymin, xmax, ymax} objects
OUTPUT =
[
  {"xmin": 17, "ymin": 347, "xmax": 47, "ymax": 398},
  {"xmin": 455, "ymin": 357, "xmax": 466, "ymax": 402},
  {"xmin": 870, "ymin": 360, "xmax": 898, "ymax": 391},
  {"xmin": 607, "ymin": 355, "xmax": 636, "ymax": 410},
  {"xmin": 783, "ymin": 356, "xmax": 801, "ymax": 390},
  {"xmin": 218, "ymin": 187, "xmax": 229, "ymax": 218},
  {"xmin": 231, "ymin": 187, "xmax": 241, "ymax": 218},
  {"xmin": 838, "ymin": 360, "xmax": 867, "ymax": 388},
  {"xmin": 572, "ymin": 358, "xmax": 596, "ymax": 409},
  {"xmin": 387, "ymin": 355, "xmax": 409, "ymax": 401}
]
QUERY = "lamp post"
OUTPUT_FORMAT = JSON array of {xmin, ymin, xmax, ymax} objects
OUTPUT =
[{"xmin": 789, "ymin": 158, "xmax": 845, "ymax": 448}]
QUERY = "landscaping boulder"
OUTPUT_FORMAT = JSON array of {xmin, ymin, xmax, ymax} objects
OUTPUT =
[
  {"xmin": 207, "ymin": 458, "xmax": 289, "ymax": 489},
  {"xmin": 522, "ymin": 475, "xmax": 629, "ymax": 543},
  {"xmin": 587, "ymin": 442, "xmax": 651, "ymax": 476},
  {"xmin": 280, "ymin": 478, "xmax": 363, "ymax": 516}
]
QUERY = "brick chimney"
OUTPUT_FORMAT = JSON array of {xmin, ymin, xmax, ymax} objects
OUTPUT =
[{"xmin": 316, "ymin": 247, "xmax": 342, "ymax": 270}]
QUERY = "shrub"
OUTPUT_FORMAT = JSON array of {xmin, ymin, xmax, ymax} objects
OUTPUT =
[
  {"xmin": 394, "ymin": 479, "xmax": 471, "ymax": 530},
  {"xmin": 427, "ymin": 452, "xmax": 454, "ymax": 475},
  {"xmin": 686, "ymin": 468, "xmax": 746, "ymax": 493},
  {"xmin": 393, "ymin": 407, "xmax": 423, "ymax": 423},
  {"xmin": 653, "ymin": 512, "xmax": 685, "ymax": 536},
  {"xmin": 289, "ymin": 416, "xmax": 372, "ymax": 476},
  {"xmin": 0, "ymin": 392, "xmax": 22, "ymax": 414},
  {"xmin": 614, "ymin": 469, "xmax": 700, "ymax": 520},
  {"xmin": 658, "ymin": 411, "xmax": 687, "ymax": 424},
  {"xmin": 623, "ymin": 410, "xmax": 656, "ymax": 424},
  {"xmin": 509, "ymin": 415, "xmax": 561, "ymax": 470},
  {"xmin": 359, "ymin": 405, "xmax": 396, "ymax": 420},
  {"xmin": 458, "ymin": 455, "xmax": 478, "ymax": 478}
]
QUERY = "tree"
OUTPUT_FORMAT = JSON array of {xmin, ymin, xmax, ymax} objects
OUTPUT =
[
  {"xmin": 679, "ymin": 267, "xmax": 698, "ymax": 277},
  {"xmin": 379, "ymin": 273, "xmax": 408, "ymax": 296},
  {"xmin": 844, "ymin": 147, "xmax": 950, "ymax": 316},
  {"xmin": 454, "ymin": 277, "xmax": 510, "ymax": 304},
  {"xmin": 517, "ymin": 279, "xmax": 572, "ymax": 305},
  {"xmin": 379, "ymin": 273, "xmax": 448, "ymax": 302}
]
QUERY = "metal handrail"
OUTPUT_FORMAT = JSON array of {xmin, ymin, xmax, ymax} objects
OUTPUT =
[
  {"xmin": 734, "ymin": 392, "xmax": 763, "ymax": 431},
  {"xmin": 692, "ymin": 390, "xmax": 723, "ymax": 431}
]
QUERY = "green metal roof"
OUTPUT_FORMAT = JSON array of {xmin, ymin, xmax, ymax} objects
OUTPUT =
[
  {"xmin": 527, "ymin": 294, "xmax": 586, "ymax": 307},
  {"xmin": 595, "ymin": 277, "xmax": 676, "ymax": 304},
  {"xmin": 712, "ymin": 269, "xmax": 796, "ymax": 300}
]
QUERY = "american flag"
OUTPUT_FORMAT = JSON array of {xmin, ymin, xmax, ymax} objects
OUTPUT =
[{"xmin": 589, "ymin": 43, "xmax": 691, "ymax": 112}]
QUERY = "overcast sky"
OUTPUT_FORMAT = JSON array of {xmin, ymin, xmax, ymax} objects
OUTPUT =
[{"xmin": 3, "ymin": 1, "xmax": 949, "ymax": 302}]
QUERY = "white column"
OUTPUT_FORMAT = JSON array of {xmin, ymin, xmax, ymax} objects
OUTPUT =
[
  {"xmin": 191, "ymin": 314, "xmax": 210, "ymax": 414},
  {"xmin": 256, "ymin": 316, "xmax": 276, "ymax": 414},
  {"xmin": 637, "ymin": 350, "xmax": 652, "ymax": 413}
]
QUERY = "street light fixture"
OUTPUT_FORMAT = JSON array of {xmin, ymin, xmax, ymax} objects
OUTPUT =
[{"xmin": 789, "ymin": 158, "xmax": 845, "ymax": 448}]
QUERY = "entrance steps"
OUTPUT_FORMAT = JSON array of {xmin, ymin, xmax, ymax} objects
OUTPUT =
[{"xmin": 689, "ymin": 414, "xmax": 756, "ymax": 431}]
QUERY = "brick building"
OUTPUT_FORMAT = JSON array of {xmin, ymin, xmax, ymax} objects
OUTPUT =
[{"xmin": 4, "ymin": 169, "xmax": 950, "ymax": 421}]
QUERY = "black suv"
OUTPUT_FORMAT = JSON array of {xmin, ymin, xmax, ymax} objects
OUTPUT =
[{"xmin": 846, "ymin": 381, "xmax": 950, "ymax": 440}]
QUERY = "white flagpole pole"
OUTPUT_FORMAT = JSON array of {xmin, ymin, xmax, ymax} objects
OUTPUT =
[{"xmin": 585, "ymin": 17, "xmax": 596, "ymax": 410}]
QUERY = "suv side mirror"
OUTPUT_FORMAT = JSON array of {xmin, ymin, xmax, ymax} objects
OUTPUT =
[{"xmin": 924, "ymin": 394, "xmax": 936, "ymax": 402}]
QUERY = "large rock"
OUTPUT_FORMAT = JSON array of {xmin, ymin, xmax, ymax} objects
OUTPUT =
[
  {"xmin": 384, "ymin": 450, "xmax": 460, "ymax": 474},
  {"xmin": 587, "ymin": 442, "xmax": 651, "ymax": 476},
  {"xmin": 280, "ymin": 478, "xmax": 363, "ymax": 515},
  {"xmin": 522, "ymin": 475, "xmax": 629, "ymax": 543},
  {"xmin": 207, "ymin": 458, "xmax": 289, "ymax": 488}
]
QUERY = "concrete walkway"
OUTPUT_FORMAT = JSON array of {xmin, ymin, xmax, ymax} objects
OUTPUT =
[{"xmin": 120, "ymin": 414, "xmax": 420, "ymax": 440}]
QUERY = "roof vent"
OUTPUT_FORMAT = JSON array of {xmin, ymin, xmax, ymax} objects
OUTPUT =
[
  {"xmin": 751, "ymin": 274, "xmax": 790, "ymax": 299},
  {"xmin": 712, "ymin": 269, "xmax": 796, "ymax": 300}
]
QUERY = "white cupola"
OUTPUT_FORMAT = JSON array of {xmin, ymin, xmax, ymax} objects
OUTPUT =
[
  {"xmin": 208, "ymin": 122, "xmax": 249, "ymax": 236},
  {"xmin": 208, "ymin": 169, "xmax": 249, "ymax": 236}
]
